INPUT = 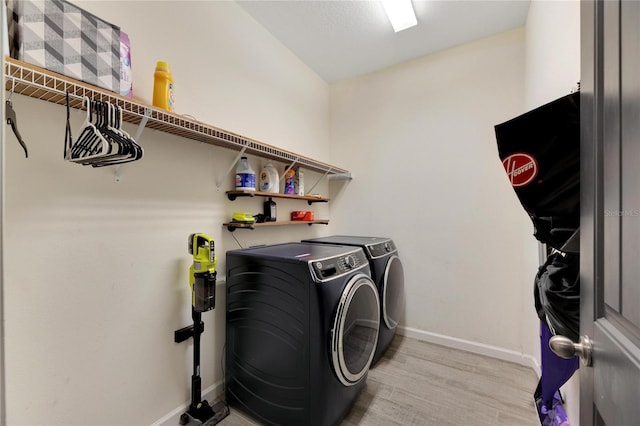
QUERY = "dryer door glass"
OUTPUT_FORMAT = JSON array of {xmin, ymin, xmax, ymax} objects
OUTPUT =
[
  {"xmin": 383, "ymin": 255, "xmax": 405, "ymax": 330},
  {"xmin": 332, "ymin": 273, "xmax": 380, "ymax": 386}
]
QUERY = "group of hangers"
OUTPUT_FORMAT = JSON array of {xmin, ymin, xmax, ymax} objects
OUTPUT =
[{"xmin": 65, "ymin": 93, "xmax": 143, "ymax": 166}]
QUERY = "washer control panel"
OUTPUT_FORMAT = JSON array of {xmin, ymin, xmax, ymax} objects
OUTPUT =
[
  {"xmin": 367, "ymin": 239, "xmax": 397, "ymax": 258},
  {"xmin": 310, "ymin": 249, "xmax": 367, "ymax": 282}
]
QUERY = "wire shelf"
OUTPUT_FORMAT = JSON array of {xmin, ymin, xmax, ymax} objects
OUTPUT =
[{"xmin": 4, "ymin": 58, "xmax": 351, "ymax": 176}]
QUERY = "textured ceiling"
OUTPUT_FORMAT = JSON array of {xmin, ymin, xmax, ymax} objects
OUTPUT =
[{"xmin": 237, "ymin": 0, "xmax": 531, "ymax": 83}]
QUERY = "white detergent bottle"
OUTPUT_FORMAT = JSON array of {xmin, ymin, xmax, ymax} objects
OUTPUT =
[
  {"xmin": 235, "ymin": 156, "xmax": 255, "ymax": 191},
  {"xmin": 259, "ymin": 161, "xmax": 280, "ymax": 193}
]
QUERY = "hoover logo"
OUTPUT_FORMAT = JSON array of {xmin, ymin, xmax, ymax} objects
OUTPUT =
[{"xmin": 502, "ymin": 153, "xmax": 538, "ymax": 187}]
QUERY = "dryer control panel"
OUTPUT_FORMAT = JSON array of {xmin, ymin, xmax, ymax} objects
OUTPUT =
[
  {"xmin": 367, "ymin": 239, "xmax": 397, "ymax": 258},
  {"xmin": 310, "ymin": 249, "xmax": 368, "ymax": 282}
]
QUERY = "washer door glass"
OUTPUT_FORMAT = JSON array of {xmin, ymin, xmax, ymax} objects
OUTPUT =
[
  {"xmin": 331, "ymin": 273, "xmax": 380, "ymax": 386},
  {"xmin": 383, "ymin": 255, "xmax": 405, "ymax": 330}
]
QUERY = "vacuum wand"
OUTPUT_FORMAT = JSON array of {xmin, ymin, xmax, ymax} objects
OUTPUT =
[{"xmin": 191, "ymin": 308, "xmax": 204, "ymax": 412}]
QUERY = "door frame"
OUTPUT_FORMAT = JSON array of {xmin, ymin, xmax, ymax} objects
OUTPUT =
[
  {"xmin": 580, "ymin": 1, "xmax": 599, "ymax": 424},
  {"xmin": 1, "ymin": 1, "xmax": 7, "ymax": 423}
]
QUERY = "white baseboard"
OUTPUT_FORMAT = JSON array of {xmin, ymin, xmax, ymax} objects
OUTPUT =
[
  {"xmin": 397, "ymin": 326, "xmax": 541, "ymax": 377},
  {"xmin": 151, "ymin": 381, "xmax": 224, "ymax": 426}
]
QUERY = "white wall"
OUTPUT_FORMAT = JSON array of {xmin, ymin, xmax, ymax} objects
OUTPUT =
[
  {"xmin": 4, "ymin": 2, "xmax": 333, "ymax": 425},
  {"xmin": 329, "ymin": 29, "xmax": 540, "ymax": 354},
  {"xmin": 525, "ymin": 0, "xmax": 581, "ymax": 423},
  {"xmin": 77, "ymin": 1, "xmax": 330, "ymax": 161},
  {"xmin": 526, "ymin": 0, "xmax": 581, "ymax": 108}
]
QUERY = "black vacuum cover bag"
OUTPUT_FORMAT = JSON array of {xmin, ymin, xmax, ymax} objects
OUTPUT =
[
  {"xmin": 534, "ymin": 252, "xmax": 580, "ymax": 342},
  {"xmin": 495, "ymin": 92, "xmax": 580, "ymax": 251}
]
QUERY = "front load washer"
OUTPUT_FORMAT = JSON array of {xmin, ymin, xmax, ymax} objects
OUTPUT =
[
  {"xmin": 302, "ymin": 236, "xmax": 405, "ymax": 366},
  {"xmin": 225, "ymin": 243, "xmax": 380, "ymax": 426}
]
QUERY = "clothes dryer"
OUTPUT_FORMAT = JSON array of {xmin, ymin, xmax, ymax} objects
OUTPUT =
[
  {"xmin": 226, "ymin": 243, "xmax": 380, "ymax": 426},
  {"xmin": 302, "ymin": 236, "xmax": 405, "ymax": 366}
]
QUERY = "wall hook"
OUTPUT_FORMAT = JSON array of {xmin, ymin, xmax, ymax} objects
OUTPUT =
[{"xmin": 5, "ymin": 99, "xmax": 28, "ymax": 158}]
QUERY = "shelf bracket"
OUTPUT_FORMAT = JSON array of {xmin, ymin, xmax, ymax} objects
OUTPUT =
[
  {"xmin": 133, "ymin": 108, "xmax": 153, "ymax": 142},
  {"xmin": 7, "ymin": 76, "xmax": 15, "ymax": 101},
  {"xmin": 226, "ymin": 224, "xmax": 255, "ymax": 232},
  {"xmin": 227, "ymin": 191, "xmax": 255, "ymax": 201},
  {"xmin": 216, "ymin": 141, "xmax": 250, "ymax": 191},
  {"xmin": 328, "ymin": 172, "xmax": 353, "ymax": 181},
  {"xmin": 306, "ymin": 167, "xmax": 332, "ymax": 197},
  {"xmin": 279, "ymin": 157, "xmax": 299, "ymax": 182},
  {"xmin": 114, "ymin": 107, "xmax": 152, "ymax": 183},
  {"xmin": 307, "ymin": 198, "xmax": 329, "ymax": 205}
]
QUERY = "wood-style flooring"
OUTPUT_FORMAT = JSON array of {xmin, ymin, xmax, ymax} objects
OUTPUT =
[{"xmin": 218, "ymin": 334, "xmax": 540, "ymax": 425}]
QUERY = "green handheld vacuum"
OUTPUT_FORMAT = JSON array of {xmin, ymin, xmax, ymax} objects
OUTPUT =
[
  {"xmin": 175, "ymin": 233, "xmax": 229, "ymax": 425},
  {"xmin": 189, "ymin": 233, "xmax": 217, "ymax": 313}
]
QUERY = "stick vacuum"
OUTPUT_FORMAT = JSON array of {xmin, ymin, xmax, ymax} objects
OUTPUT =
[{"xmin": 175, "ymin": 233, "xmax": 229, "ymax": 425}]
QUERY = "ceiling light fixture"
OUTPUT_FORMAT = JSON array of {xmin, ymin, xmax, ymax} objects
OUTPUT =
[{"xmin": 381, "ymin": 0, "xmax": 417, "ymax": 33}]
